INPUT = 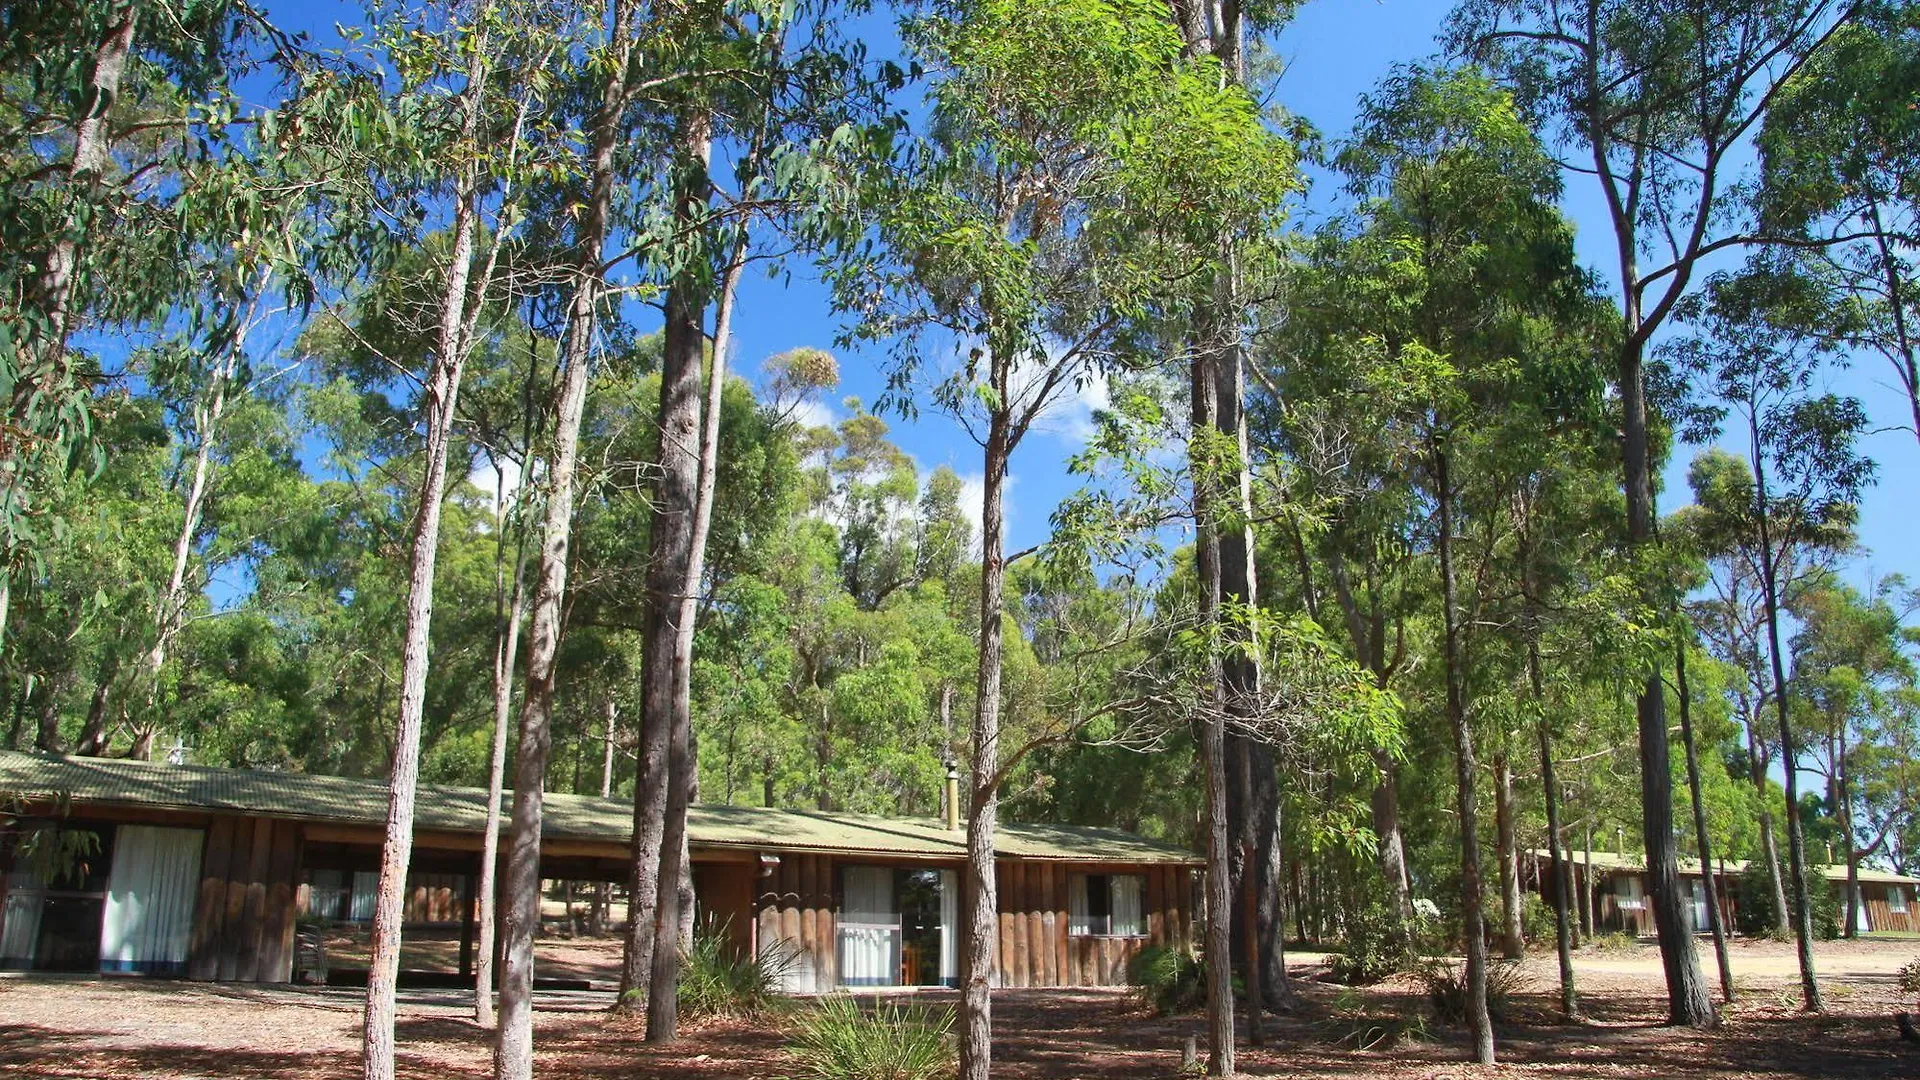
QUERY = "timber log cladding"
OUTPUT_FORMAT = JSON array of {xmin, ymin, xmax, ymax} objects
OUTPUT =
[
  {"xmin": 755, "ymin": 851, "xmax": 839, "ymax": 992},
  {"xmin": 751, "ymin": 854, "xmax": 1194, "ymax": 991},
  {"xmin": 187, "ymin": 814, "xmax": 301, "ymax": 983},
  {"xmin": 992, "ymin": 859, "xmax": 1192, "ymax": 989}
]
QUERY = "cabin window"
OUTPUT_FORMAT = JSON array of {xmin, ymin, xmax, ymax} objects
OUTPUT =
[
  {"xmin": 1889, "ymin": 886, "xmax": 1907, "ymax": 915},
  {"xmin": 0, "ymin": 824, "xmax": 112, "ymax": 973},
  {"xmin": 1069, "ymin": 873, "xmax": 1144, "ymax": 937},
  {"xmin": 1613, "ymin": 874, "xmax": 1644, "ymax": 911}
]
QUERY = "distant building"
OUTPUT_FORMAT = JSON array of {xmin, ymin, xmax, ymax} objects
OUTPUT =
[
  {"xmin": 0, "ymin": 751, "xmax": 1198, "ymax": 989},
  {"xmin": 1528, "ymin": 848, "xmax": 1919, "ymax": 937}
]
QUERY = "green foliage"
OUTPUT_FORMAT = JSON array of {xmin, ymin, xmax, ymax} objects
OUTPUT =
[
  {"xmin": 785, "ymin": 996, "xmax": 956, "ymax": 1080},
  {"xmin": 675, "ymin": 920, "xmax": 797, "ymax": 1021},
  {"xmin": 1519, "ymin": 892, "xmax": 1557, "ymax": 946},
  {"xmin": 1584, "ymin": 931, "xmax": 1637, "ymax": 953},
  {"xmin": 1731, "ymin": 859, "xmax": 1839, "ymax": 940},
  {"xmin": 1329, "ymin": 898, "xmax": 1421, "ymax": 985},
  {"xmin": 1128, "ymin": 943, "xmax": 1208, "ymax": 1016},
  {"xmin": 1897, "ymin": 957, "xmax": 1920, "ymax": 999},
  {"xmin": 1421, "ymin": 958, "xmax": 1526, "ymax": 1025}
]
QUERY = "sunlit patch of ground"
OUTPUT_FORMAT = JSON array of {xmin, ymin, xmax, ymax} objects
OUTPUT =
[{"xmin": 0, "ymin": 937, "xmax": 1916, "ymax": 1078}]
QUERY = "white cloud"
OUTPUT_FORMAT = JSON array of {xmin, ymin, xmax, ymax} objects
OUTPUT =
[
  {"xmin": 1033, "ymin": 369, "xmax": 1111, "ymax": 444},
  {"xmin": 468, "ymin": 456, "xmax": 523, "ymax": 508},
  {"xmin": 956, "ymin": 470, "xmax": 1014, "ymax": 552},
  {"xmin": 790, "ymin": 395, "xmax": 839, "ymax": 431}
]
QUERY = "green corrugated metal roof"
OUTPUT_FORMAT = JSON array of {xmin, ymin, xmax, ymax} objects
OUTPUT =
[
  {"xmin": 1529, "ymin": 849, "xmax": 1918, "ymax": 885},
  {"xmin": 0, "ymin": 751, "xmax": 1199, "ymax": 865}
]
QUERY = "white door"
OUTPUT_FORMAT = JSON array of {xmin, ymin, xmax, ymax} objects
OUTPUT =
[
  {"xmin": 1851, "ymin": 886, "xmax": 1871, "ymax": 933},
  {"xmin": 1689, "ymin": 879, "xmax": 1709, "ymax": 933},
  {"xmin": 100, "ymin": 826, "xmax": 204, "ymax": 974},
  {"xmin": 838, "ymin": 866, "xmax": 898, "ymax": 986}
]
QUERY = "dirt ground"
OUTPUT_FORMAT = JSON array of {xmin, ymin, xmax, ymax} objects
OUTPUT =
[{"xmin": 2, "ymin": 938, "xmax": 1917, "ymax": 1078}]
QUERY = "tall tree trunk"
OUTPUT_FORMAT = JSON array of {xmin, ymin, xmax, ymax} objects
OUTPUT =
[
  {"xmin": 1836, "ymin": 735, "xmax": 1859, "ymax": 940},
  {"xmin": 1190, "ymin": 325, "xmax": 1234, "ymax": 1079},
  {"xmin": 1841, "ymin": 761, "xmax": 1861, "ymax": 940},
  {"xmin": 1745, "ymin": 706, "xmax": 1792, "ymax": 933},
  {"xmin": 34, "ymin": 5, "xmax": 136, "ymax": 356},
  {"xmin": 1234, "ymin": 750, "xmax": 1262, "ymax": 1048},
  {"xmin": 1618, "ymin": 330, "xmax": 1716, "ymax": 1028},
  {"xmin": 1675, "ymin": 641, "xmax": 1734, "ymax": 1003},
  {"xmin": 475, "ymin": 461, "xmax": 531, "ymax": 1026},
  {"xmin": 1579, "ymin": 821, "xmax": 1594, "ymax": 938},
  {"xmin": 137, "ymin": 340, "xmax": 238, "ymax": 730},
  {"xmin": 1750, "ymin": 429, "xmax": 1822, "ymax": 1012},
  {"xmin": 958, "ymin": 390, "xmax": 1011, "ymax": 1080},
  {"xmin": 494, "ymin": 0, "xmax": 637, "ymax": 1069},
  {"xmin": 1328, "ymin": 561, "xmax": 1414, "ymax": 923},
  {"xmin": 364, "ymin": 45, "xmax": 490, "ymax": 1077},
  {"xmin": 1531, "ymin": 640, "xmax": 1578, "ymax": 1019},
  {"xmin": 642, "ymin": 106, "xmax": 715, "ymax": 1044},
  {"xmin": 1434, "ymin": 443, "xmax": 1493, "ymax": 1065},
  {"xmin": 1494, "ymin": 751, "xmax": 1525, "ymax": 961},
  {"xmin": 77, "ymin": 674, "xmax": 110, "ymax": 757},
  {"xmin": 1370, "ymin": 752, "xmax": 1413, "ymax": 921},
  {"xmin": 33, "ymin": 670, "xmax": 67, "ymax": 752}
]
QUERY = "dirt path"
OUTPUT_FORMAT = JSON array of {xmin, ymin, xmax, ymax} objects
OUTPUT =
[{"xmin": 0, "ymin": 940, "xmax": 1915, "ymax": 1078}]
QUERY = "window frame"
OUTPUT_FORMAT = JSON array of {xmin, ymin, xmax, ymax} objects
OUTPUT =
[{"xmin": 1067, "ymin": 872, "xmax": 1147, "ymax": 939}]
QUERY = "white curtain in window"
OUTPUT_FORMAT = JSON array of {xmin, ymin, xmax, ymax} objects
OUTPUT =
[
  {"xmin": 1068, "ymin": 874, "xmax": 1093, "ymax": 936},
  {"xmin": 99, "ymin": 826, "xmax": 204, "ymax": 974},
  {"xmin": 1110, "ymin": 875, "xmax": 1144, "ymax": 937},
  {"xmin": 349, "ymin": 871, "xmax": 379, "ymax": 922},
  {"xmin": 0, "ymin": 893, "xmax": 42, "ymax": 968},
  {"xmin": 1890, "ymin": 886, "xmax": 1908, "ymax": 915},
  {"xmin": 838, "ymin": 866, "xmax": 899, "ymax": 987},
  {"xmin": 307, "ymin": 868, "xmax": 346, "ymax": 921},
  {"xmin": 938, "ymin": 869, "xmax": 959, "ymax": 986},
  {"xmin": 842, "ymin": 865, "xmax": 895, "ymax": 922},
  {"xmin": 1, "ymin": 850, "xmax": 53, "ymax": 968}
]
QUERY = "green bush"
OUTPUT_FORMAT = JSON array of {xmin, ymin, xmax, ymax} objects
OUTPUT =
[
  {"xmin": 1896, "ymin": 958, "xmax": 1920, "ymax": 1000},
  {"xmin": 1584, "ymin": 931, "xmax": 1636, "ymax": 953},
  {"xmin": 1329, "ymin": 898, "xmax": 1419, "ymax": 985},
  {"xmin": 1129, "ymin": 943, "xmax": 1207, "ymax": 1016},
  {"xmin": 1420, "ymin": 958, "xmax": 1527, "ymax": 1026},
  {"xmin": 787, "ymin": 996, "xmax": 956, "ymax": 1080},
  {"xmin": 1520, "ymin": 892, "xmax": 1558, "ymax": 946},
  {"xmin": 674, "ymin": 920, "xmax": 796, "ymax": 1021},
  {"xmin": 1730, "ymin": 860, "xmax": 1840, "ymax": 940}
]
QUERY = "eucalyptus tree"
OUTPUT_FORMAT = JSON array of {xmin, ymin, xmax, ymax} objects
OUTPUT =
[
  {"xmin": 1513, "ymin": 447, "xmax": 1624, "ymax": 1017},
  {"xmin": 1255, "ymin": 250, "xmax": 1427, "ymax": 931},
  {"xmin": 1450, "ymin": 0, "xmax": 1868, "ymax": 1027},
  {"xmin": 0, "ymin": 1, "xmax": 313, "ymax": 654},
  {"xmin": 1675, "ymin": 446, "xmax": 1848, "ymax": 936},
  {"xmin": 1665, "ymin": 264, "xmax": 1876, "ymax": 1010},
  {"xmin": 495, "ymin": 0, "xmax": 644, "ymax": 1073},
  {"xmin": 837, "ymin": 1, "xmax": 1287, "ymax": 1073},
  {"xmin": 1166, "ymin": 0, "xmax": 1305, "ymax": 1014},
  {"xmin": 618, "ymin": 0, "xmax": 890, "ymax": 1039},
  {"xmin": 286, "ymin": 5, "xmax": 571, "ymax": 1070},
  {"xmin": 1758, "ymin": 1, "xmax": 1920, "ymax": 444},
  {"xmin": 1787, "ymin": 576, "xmax": 1919, "ymax": 938},
  {"xmin": 1327, "ymin": 63, "xmax": 1602, "ymax": 1064}
]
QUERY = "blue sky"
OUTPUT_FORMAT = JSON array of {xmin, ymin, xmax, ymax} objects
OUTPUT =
[{"xmin": 255, "ymin": 0, "xmax": 1917, "ymax": 594}]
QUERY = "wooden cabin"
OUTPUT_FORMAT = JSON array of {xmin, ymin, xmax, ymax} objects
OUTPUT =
[
  {"xmin": 0, "ymin": 751, "xmax": 1199, "ymax": 990},
  {"xmin": 1529, "ymin": 848, "xmax": 1920, "ymax": 936}
]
